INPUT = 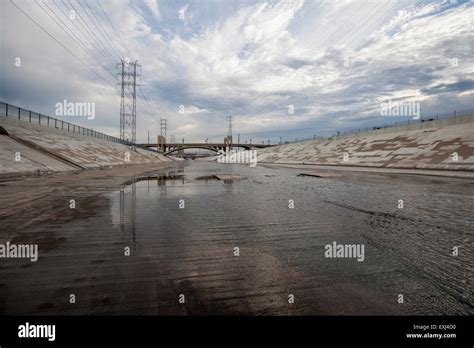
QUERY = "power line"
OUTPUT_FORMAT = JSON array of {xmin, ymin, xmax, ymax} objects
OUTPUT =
[
  {"xmin": 56, "ymin": 0, "xmax": 116, "ymax": 67},
  {"xmin": 339, "ymin": 0, "xmax": 400, "ymax": 49},
  {"xmin": 10, "ymin": 0, "xmax": 110, "ymax": 83},
  {"xmin": 140, "ymin": 86, "xmax": 159, "ymax": 108},
  {"xmin": 82, "ymin": 0, "xmax": 125, "ymax": 59},
  {"xmin": 92, "ymin": 1, "xmax": 161, "ymax": 111},
  {"xmin": 89, "ymin": 0, "xmax": 160, "ymax": 109},
  {"xmin": 77, "ymin": 0, "xmax": 123, "ymax": 61},
  {"xmin": 95, "ymin": 0, "xmax": 134, "ymax": 60},
  {"xmin": 341, "ymin": 0, "xmax": 425, "ymax": 51},
  {"xmin": 36, "ymin": 0, "xmax": 116, "ymax": 81},
  {"xmin": 93, "ymin": 1, "xmax": 163, "ymax": 110},
  {"xmin": 64, "ymin": 0, "xmax": 117, "ymax": 64},
  {"xmin": 315, "ymin": 1, "xmax": 364, "ymax": 47},
  {"xmin": 317, "ymin": 0, "xmax": 368, "ymax": 49},
  {"xmin": 138, "ymin": 88, "xmax": 155, "ymax": 109},
  {"xmin": 52, "ymin": 0, "xmax": 120, "ymax": 78}
]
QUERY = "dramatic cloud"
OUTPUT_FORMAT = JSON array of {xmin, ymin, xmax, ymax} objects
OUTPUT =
[{"xmin": 1, "ymin": 0, "xmax": 473, "ymax": 143}]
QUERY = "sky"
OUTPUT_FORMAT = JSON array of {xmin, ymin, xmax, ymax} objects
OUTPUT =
[{"xmin": 1, "ymin": 0, "xmax": 473, "ymax": 143}]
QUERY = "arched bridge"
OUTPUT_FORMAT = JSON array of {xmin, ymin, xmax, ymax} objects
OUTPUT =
[{"xmin": 137, "ymin": 142, "xmax": 275, "ymax": 155}]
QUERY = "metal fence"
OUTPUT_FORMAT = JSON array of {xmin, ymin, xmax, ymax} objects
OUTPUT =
[
  {"xmin": 284, "ymin": 110, "xmax": 473, "ymax": 145},
  {"xmin": 0, "ymin": 101, "xmax": 131, "ymax": 145}
]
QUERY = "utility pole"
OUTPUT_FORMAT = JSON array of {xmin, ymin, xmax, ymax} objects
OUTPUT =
[
  {"xmin": 117, "ymin": 59, "xmax": 141, "ymax": 149},
  {"xmin": 147, "ymin": 130, "xmax": 150, "ymax": 144}
]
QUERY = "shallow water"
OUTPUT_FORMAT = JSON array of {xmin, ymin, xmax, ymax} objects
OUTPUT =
[{"xmin": 0, "ymin": 161, "xmax": 472, "ymax": 315}]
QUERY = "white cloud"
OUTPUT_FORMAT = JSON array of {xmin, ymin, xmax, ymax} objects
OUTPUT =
[
  {"xmin": 143, "ymin": 0, "xmax": 161, "ymax": 20},
  {"xmin": 1, "ymin": 0, "xmax": 473, "ymax": 143}
]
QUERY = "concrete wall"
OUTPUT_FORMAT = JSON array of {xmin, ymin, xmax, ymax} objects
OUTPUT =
[
  {"xmin": 325, "ymin": 114, "xmax": 474, "ymax": 142},
  {"xmin": 257, "ymin": 115, "xmax": 474, "ymax": 171},
  {"xmin": 0, "ymin": 115, "xmax": 171, "ymax": 175}
]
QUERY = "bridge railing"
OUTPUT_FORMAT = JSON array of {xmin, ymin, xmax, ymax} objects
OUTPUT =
[{"xmin": 0, "ymin": 101, "xmax": 132, "ymax": 146}]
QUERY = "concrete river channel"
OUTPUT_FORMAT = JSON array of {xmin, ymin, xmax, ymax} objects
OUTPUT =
[{"xmin": 0, "ymin": 161, "xmax": 472, "ymax": 315}]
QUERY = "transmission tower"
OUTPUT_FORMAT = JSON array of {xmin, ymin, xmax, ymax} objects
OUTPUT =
[
  {"xmin": 117, "ymin": 59, "xmax": 141, "ymax": 146},
  {"xmin": 226, "ymin": 116, "xmax": 233, "ymax": 150},
  {"xmin": 160, "ymin": 119, "xmax": 167, "ymax": 140},
  {"xmin": 227, "ymin": 116, "xmax": 233, "ymax": 137},
  {"xmin": 159, "ymin": 118, "xmax": 167, "ymax": 152}
]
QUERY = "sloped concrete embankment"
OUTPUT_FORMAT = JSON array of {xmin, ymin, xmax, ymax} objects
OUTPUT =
[
  {"xmin": 257, "ymin": 115, "xmax": 474, "ymax": 171},
  {"xmin": 0, "ymin": 115, "xmax": 171, "ymax": 175}
]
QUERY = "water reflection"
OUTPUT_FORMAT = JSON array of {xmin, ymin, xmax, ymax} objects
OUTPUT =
[
  {"xmin": 119, "ymin": 183, "xmax": 136, "ymax": 248},
  {"xmin": 122, "ymin": 174, "xmax": 185, "ymax": 186},
  {"xmin": 109, "ymin": 161, "xmax": 472, "ymax": 315},
  {"xmin": 118, "ymin": 174, "xmax": 190, "ymax": 249},
  {"xmin": 1, "ymin": 160, "xmax": 470, "ymax": 315}
]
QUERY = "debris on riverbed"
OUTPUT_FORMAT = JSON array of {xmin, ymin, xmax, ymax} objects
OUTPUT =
[
  {"xmin": 214, "ymin": 174, "xmax": 247, "ymax": 181},
  {"xmin": 195, "ymin": 175, "xmax": 219, "ymax": 181},
  {"xmin": 297, "ymin": 172, "xmax": 342, "ymax": 178},
  {"xmin": 196, "ymin": 174, "xmax": 247, "ymax": 181}
]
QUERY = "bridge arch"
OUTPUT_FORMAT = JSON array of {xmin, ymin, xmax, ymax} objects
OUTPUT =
[{"xmin": 164, "ymin": 145, "xmax": 222, "ymax": 156}]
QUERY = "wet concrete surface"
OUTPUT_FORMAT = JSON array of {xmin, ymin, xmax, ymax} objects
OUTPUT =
[{"xmin": 0, "ymin": 161, "xmax": 472, "ymax": 315}]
